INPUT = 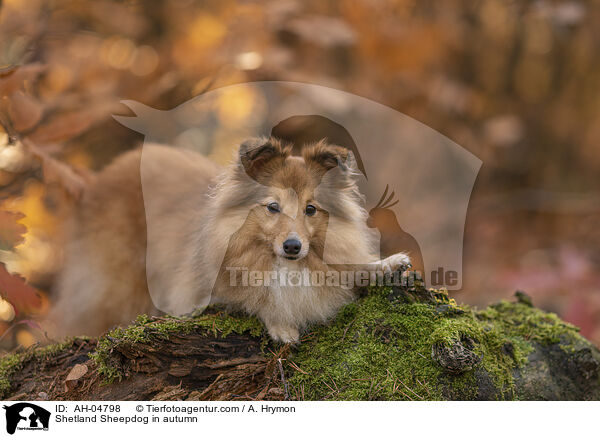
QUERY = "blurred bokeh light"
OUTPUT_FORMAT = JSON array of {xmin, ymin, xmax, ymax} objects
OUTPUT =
[{"xmin": 0, "ymin": 0, "xmax": 599, "ymax": 349}]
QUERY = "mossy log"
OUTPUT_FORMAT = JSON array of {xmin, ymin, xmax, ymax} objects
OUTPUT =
[{"xmin": 1, "ymin": 285, "xmax": 599, "ymax": 401}]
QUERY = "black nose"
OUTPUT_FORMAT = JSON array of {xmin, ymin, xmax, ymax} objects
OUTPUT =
[{"xmin": 283, "ymin": 238, "xmax": 302, "ymax": 256}]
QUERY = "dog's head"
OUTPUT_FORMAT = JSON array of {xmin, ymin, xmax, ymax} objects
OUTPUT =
[{"xmin": 220, "ymin": 137, "xmax": 364, "ymax": 264}]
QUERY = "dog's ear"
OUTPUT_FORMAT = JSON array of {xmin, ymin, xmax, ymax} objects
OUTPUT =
[
  {"xmin": 238, "ymin": 137, "xmax": 291, "ymax": 179},
  {"xmin": 302, "ymin": 140, "xmax": 354, "ymax": 173}
]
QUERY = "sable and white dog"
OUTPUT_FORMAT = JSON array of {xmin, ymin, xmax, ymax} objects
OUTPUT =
[{"xmin": 49, "ymin": 137, "xmax": 410, "ymax": 342}]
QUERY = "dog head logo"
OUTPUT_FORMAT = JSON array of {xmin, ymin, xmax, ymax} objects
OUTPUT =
[
  {"xmin": 114, "ymin": 81, "xmax": 481, "ymax": 315},
  {"xmin": 3, "ymin": 403, "xmax": 50, "ymax": 434}
]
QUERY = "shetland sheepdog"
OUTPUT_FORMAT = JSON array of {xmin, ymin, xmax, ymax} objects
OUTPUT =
[{"xmin": 48, "ymin": 137, "xmax": 410, "ymax": 342}]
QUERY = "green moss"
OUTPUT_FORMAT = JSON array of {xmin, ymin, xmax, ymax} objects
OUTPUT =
[
  {"xmin": 0, "ymin": 337, "xmax": 85, "ymax": 398},
  {"xmin": 90, "ymin": 311, "xmax": 263, "ymax": 383},
  {"xmin": 288, "ymin": 288, "xmax": 563, "ymax": 400},
  {"xmin": 0, "ymin": 354, "xmax": 22, "ymax": 397},
  {"xmin": 478, "ymin": 301, "xmax": 580, "ymax": 345}
]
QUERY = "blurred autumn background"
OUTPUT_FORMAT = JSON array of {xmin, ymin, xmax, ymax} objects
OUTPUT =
[{"xmin": 0, "ymin": 0, "xmax": 599, "ymax": 351}]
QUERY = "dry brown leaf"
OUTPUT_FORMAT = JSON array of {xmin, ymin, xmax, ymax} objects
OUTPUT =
[
  {"xmin": 0, "ymin": 263, "xmax": 42, "ymax": 315},
  {"xmin": 64, "ymin": 363, "xmax": 88, "ymax": 392},
  {"xmin": 8, "ymin": 91, "xmax": 45, "ymax": 132},
  {"xmin": 66, "ymin": 363, "xmax": 88, "ymax": 381},
  {"xmin": 0, "ymin": 65, "xmax": 19, "ymax": 78},
  {"xmin": 0, "ymin": 64, "xmax": 46, "ymax": 98},
  {"xmin": 0, "ymin": 210, "xmax": 26, "ymax": 251}
]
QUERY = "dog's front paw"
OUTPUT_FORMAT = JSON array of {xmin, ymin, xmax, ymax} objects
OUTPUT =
[
  {"xmin": 267, "ymin": 324, "xmax": 300, "ymax": 343},
  {"xmin": 381, "ymin": 252, "xmax": 411, "ymax": 274}
]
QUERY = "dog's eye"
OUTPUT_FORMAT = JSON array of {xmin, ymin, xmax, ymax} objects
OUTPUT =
[
  {"xmin": 267, "ymin": 202, "xmax": 280, "ymax": 213},
  {"xmin": 305, "ymin": 204, "xmax": 317, "ymax": 216}
]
